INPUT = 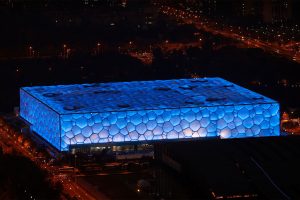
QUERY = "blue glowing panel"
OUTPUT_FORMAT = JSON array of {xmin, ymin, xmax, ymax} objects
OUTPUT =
[
  {"xmin": 20, "ymin": 89, "xmax": 61, "ymax": 149},
  {"xmin": 59, "ymin": 104, "xmax": 280, "ymax": 151},
  {"xmin": 20, "ymin": 78, "xmax": 280, "ymax": 151}
]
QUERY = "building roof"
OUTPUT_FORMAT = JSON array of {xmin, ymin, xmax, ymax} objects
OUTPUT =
[{"xmin": 21, "ymin": 78, "xmax": 277, "ymax": 114}]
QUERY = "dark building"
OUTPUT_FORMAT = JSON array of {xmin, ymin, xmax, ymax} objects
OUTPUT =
[
  {"xmin": 263, "ymin": 0, "xmax": 292, "ymax": 23},
  {"xmin": 189, "ymin": 0, "xmax": 296, "ymax": 24}
]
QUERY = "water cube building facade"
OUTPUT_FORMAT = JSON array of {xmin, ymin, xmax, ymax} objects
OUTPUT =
[{"xmin": 20, "ymin": 78, "xmax": 280, "ymax": 151}]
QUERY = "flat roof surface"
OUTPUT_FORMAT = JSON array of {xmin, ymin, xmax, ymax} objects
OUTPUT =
[{"xmin": 21, "ymin": 78, "xmax": 277, "ymax": 114}]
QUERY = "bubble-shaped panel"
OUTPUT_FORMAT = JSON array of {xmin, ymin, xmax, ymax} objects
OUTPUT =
[{"xmin": 82, "ymin": 126, "xmax": 93, "ymax": 137}]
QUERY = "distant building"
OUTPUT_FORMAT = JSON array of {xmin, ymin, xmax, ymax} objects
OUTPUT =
[
  {"xmin": 193, "ymin": 0, "xmax": 296, "ymax": 23},
  {"xmin": 263, "ymin": 0, "xmax": 292, "ymax": 23},
  {"xmin": 235, "ymin": 0, "xmax": 262, "ymax": 18},
  {"xmin": 203, "ymin": 0, "xmax": 217, "ymax": 16},
  {"xmin": 19, "ymin": 78, "xmax": 280, "ymax": 151}
]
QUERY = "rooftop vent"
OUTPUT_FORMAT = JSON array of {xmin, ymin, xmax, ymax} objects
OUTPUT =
[
  {"xmin": 154, "ymin": 87, "xmax": 171, "ymax": 91},
  {"xmin": 206, "ymin": 97, "xmax": 226, "ymax": 102},
  {"xmin": 63, "ymin": 105, "xmax": 83, "ymax": 111},
  {"xmin": 117, "ymin": 104, "xmax": 130, "ymax": 108},
  {"xmin": 185, "ymin": 100, "xmax": 194, "ymax": 104},
  {"xmin": 93, "ymin": 90, "xmax": 121, "ymax": 94},
  {"xmin": 43, "ymin": 92, "xmax": 62, "ymax": 97},
  {"xmin": 252, "ymin": 97, "xmax": 264, "ymax": 100},
  {"xmin": 185, "ymin": 99, "xmax": 204, "ymax": 105},
  {"xmin": 179, "ymin": 85, "xmax": 198, "ymax": 90},
  {"xmin": 223, "ymin": 85, "xmax": 234, "ymax": 88}
]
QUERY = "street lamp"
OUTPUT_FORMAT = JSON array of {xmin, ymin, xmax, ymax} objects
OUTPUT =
[
  {"xmin": 128, "ymin": 41, "xmax": 133, "ymax": 52},
  {"xmin": 29, "ymin": 46, "xmax": 33, "ymax": 57},
  {"xmin": 97, "ymin": 43, "xmax": 101, "ymax": 55},
  {"xmin": 63, "ymin": 44, "xmax": 67, "ymax": 58}
]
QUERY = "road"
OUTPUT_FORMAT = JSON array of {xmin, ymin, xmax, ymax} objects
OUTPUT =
[
  {"xmin": 0, "ymin": 117, "xmax": 99, "ymax": 200},
  {"xmin": 159, "ymin": 5, "xmax": 300, "ymax": 63}
]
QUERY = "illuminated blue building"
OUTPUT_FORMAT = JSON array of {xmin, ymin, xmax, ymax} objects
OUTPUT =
[{"xmin": 20, "ymin": 78, "xmax": 280, "ymax": 151}]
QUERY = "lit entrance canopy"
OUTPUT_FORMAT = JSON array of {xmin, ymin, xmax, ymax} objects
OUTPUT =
[{"xmin": 20, "ymin": 78, "xmax": 280, "ymax": 151}]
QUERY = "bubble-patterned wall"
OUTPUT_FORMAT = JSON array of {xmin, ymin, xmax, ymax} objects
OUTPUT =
[
  {"xmin": 20, "ymin": 78, "xmax": 280, "ymax": 151},
  {"xmin": 20, "ymin": 89, "xmax": 61, "ymax": 149}
]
